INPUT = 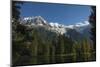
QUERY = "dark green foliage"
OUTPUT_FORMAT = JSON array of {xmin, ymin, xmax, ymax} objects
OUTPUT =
[
  {"xmin": 89, "ymin": 6, "xmax": 96, "ymax": 51},
  {"xmin": 12, "ymin": 22, "xmax": 95, "ymax": 66},
  {"xmin": 12, "ymin": 1, "xmax": 23, "ymax": 20}
]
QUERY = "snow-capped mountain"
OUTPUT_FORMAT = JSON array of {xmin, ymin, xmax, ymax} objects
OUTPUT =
[
  {"xmin": 20, "ymin": 16, "xmax": 90, "ymax": 35},
  {"xmin": 21, "ymin": 16, "xmax": 48, "ymax": 26}
]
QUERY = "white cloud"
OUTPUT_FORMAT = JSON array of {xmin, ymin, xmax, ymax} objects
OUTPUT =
[
  {"xmin": 84, "ymin": 21, "xmax": 90, "ymax": 25},
  {"xmin": 65, "ymin": 21, "xmax": 90, "ymax": 29},
  {"xmin": 75, "ymin": 21, "xmax": 90, "ymax": 27}
]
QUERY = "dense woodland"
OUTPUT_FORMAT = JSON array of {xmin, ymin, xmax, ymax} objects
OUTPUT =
[{"xmin": 12, "ymin": 1, "xmax": 96, "ymax": 66}]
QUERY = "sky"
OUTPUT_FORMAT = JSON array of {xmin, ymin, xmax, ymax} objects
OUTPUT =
[{"xmin": 20, "ymin": 2, "xmax": 91, "ymax": 25}]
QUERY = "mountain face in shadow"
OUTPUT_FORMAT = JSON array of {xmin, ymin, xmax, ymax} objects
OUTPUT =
[{"xmin": 65, "ymin": 29, "xmax": 84, "ymax": 41}]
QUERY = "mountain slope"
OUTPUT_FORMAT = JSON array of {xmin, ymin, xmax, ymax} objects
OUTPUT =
[{"xmin": 20, "ymin": 16, "xmax": 91, "ymax": 40}]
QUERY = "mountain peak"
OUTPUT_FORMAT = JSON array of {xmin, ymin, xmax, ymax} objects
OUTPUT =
[
  {"xmin": 33, "ymin": 16, "xmax": 47, "ymax": 24},
  {"xmin": 21, "ymin": 16, "xmax": 48, "ymax": 26},
  {"xmin": 21, "ymin": 16, "xmax": 90, "ymax": 35}
]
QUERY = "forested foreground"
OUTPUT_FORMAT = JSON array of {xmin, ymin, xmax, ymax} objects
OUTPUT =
[{"xmin": 12, "ymin": 21, "xmax": 95, "ymax": 66}]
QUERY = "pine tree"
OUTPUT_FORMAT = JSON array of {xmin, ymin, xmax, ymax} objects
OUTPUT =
[
  {"xmin": 89, "ymin": 6, "xmax": 96, "ymax": 51},
  {"xmin": 12, "ymin": 1, "xmax": 23, "ymax": 21},
  {"xmin": 72, "ymin": 43, "xmax": 77, "ymax": 62}
]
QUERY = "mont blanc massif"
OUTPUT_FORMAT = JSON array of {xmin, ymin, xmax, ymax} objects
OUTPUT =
[{"xmin": 20, "ymin": 16, "xmax": 91, "ymax": 41}]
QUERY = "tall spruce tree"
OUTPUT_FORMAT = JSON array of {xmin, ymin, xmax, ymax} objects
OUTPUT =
[
  {"xmin": 12, "ymin": 1, "xmax": 23, "ymax": 20},
  {"xmin": 89, "ymin": 6, "xmax": 96, "ymax": 51}
]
